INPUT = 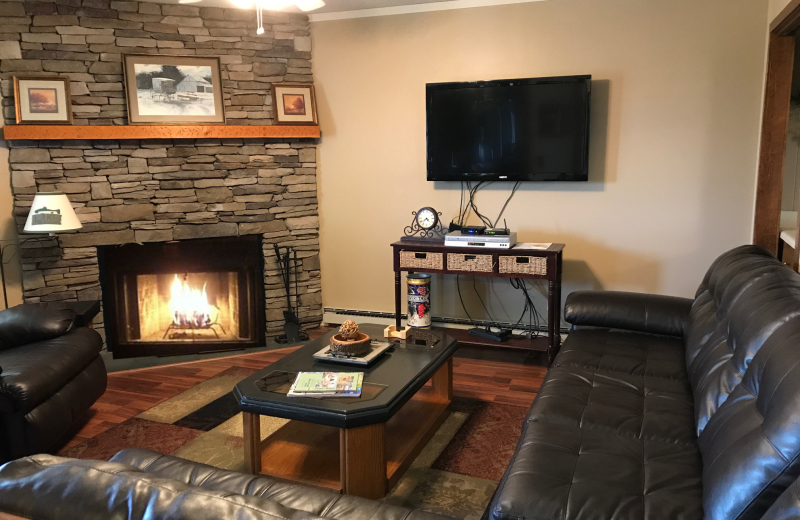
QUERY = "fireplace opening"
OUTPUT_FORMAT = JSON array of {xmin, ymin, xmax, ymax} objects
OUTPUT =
[{"xmin": 99, "ymin": 236, "xmax": 265, "ymax": 358}]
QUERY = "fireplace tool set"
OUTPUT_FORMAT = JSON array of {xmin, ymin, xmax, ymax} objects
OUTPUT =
[{"xmin": 274, "ymin": 244, "xmax": 309, "ymax": 344}]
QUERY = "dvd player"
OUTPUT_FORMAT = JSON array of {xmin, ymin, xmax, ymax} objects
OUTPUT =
[{"xmin": 444, "ymin": 231, "xmax": 517, "ymax": 249}]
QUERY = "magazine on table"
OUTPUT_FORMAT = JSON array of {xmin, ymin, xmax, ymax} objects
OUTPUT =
[
  {"xmin": 288, "ymin": 372, "xmax": 364, "ymax": 398},
  {"xmin": 513, "ymin": 242, "xmax": 552, "ymax": 250}
]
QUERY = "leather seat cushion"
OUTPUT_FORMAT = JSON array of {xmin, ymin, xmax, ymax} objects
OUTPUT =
[
  {"xmin": 0, "ymin": 454, "xmax": 330, "ymax": 520},
  {"xmin": 0, "ymin": 305, "xmax": 75, "ymax": 352},
  {"xmin": 553, "ymin": 328, "xmax": 687, "ymax": 380},
  {"xmin": 0, "ymin": 327, "xmax": 103, "ymax": 413},
  {"xmin": 23, "ymin": 356, "xmax": 107, "ymax": 456},
  {"xmin": 111, "ymin": 449, "xmax": 450, "ymax": 520},
  {"xmin": 760, "ymin": 476, "xmax": 800, "ymax": 520},
  {"xmin": 526, "ymin": 366, "xmax": 696, "ymax": 444},
  {"xmin": 684, "ymin": 245, "xmax": 800, "ymax": 435},
  {"xmin": 0, "ymin": 453, "xmax": 452, "ymax": 520},
  {"xmin": 699, "ymin": 328, "xmax": 800, "ymax": 520},
  {"xmin": 487, "ymin": 421, "xmax": 703, "ymax": 520}
]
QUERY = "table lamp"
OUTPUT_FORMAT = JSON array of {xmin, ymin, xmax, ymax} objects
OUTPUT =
[{"xmin": 23, "ymin": 192, "xmax": 82, "ymax": 236}]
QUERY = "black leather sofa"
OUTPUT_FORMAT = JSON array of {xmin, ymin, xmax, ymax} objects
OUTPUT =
[
  {"xmin": 488, "ymin": 245, "xmax": 800, "ymax": 520},
  {"xmin": 0, "ymin": 448, "xmax": 451, "ymax": 520},
  {"xmin": 4, "ymin": 245, "xmax": 800, "ymax": 520},
  {"xmin": 0, "ymin": 305, "xmax": 106, "ymax": 463}
]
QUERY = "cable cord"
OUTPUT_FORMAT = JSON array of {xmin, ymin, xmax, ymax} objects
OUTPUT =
[
  {"xmin": 462, "ymin": 181, "xmax": 494, "ymax": 228},
  {"xmin": 456, "ymin": 275, "xmax": 476, "ymax": 325},
  {"xmin": 510, "ymin": 277, "xmax": 545, "ymax": 338},
  {"xmin": 494, "ymin": 181, "xmax": 521, "ymax": 227},
  {"xmin": 472, "ymin": 275, "xmax": 502, "ymax": 329}
]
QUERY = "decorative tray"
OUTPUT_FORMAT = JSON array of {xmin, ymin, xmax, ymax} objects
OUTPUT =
[{"xmin": 313, "ymin": 340, "xmax": 394, "ymax": 366}]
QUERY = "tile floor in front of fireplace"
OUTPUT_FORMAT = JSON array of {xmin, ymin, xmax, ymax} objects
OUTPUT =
[{"xmin": 59, "ymin": 343, "xmax": 545, "ymax": 519}]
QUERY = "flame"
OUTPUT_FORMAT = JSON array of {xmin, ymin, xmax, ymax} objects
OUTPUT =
[{"xmin": 169, "ymin": 274, "xmax": 212, "ymax": 329}]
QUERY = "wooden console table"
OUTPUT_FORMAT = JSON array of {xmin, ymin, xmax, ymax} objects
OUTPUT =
[{"xmin": 391, "ymin": 240, "xmax": 564, "ymax": 365}]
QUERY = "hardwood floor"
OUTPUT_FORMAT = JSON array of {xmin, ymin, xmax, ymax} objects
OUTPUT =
[{"xmin": 59, "ymin": 329, "xmax": 548, "ymax": 451}]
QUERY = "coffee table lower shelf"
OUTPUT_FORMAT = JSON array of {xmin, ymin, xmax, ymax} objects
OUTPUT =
[{"xmin": 242, "ymin": 361, "xmax": 453, "ymax": 499}]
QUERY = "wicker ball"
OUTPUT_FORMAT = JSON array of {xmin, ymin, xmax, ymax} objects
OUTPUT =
[{"xmin": 338, "ymin": 320, "xmax": 360, "ymax": 340}]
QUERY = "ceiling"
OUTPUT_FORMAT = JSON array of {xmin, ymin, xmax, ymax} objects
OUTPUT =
[
  {"xmin": 143, "ymin": 0, "xmax": 543, "ymax": 19},
  {"xmin": 313, "ymin": 0, "xmax": 453, "ymax": 14}
]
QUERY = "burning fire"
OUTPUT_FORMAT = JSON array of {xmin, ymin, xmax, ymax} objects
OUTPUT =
[{"xmin": 169, "ymin": 274, "xmax": 212, "ymax": 329}]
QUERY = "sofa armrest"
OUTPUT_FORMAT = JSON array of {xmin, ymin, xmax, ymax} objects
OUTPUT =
[
  {"xmin": 0, "ymin": 305, "xmax": 76, "ymax": 352},
  {"xmin": 564, "ymin": 290, "xmax": 693, "ymax": 337}
]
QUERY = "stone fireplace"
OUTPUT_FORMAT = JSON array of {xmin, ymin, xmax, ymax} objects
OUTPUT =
[
  {"xmin": 99, "ymin": 236, "xmax": 265, "ymax": 358},
  {"xmin": 2, "ymin": 0, "xmax": 323, "ymax": 348}
]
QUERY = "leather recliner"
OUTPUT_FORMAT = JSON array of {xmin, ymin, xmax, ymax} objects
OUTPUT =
[
  {"xmin": 0, "ymin": 305, "xmax": 106, "ymax": 463},
  {"xmin": 488, "ymin": 245, "xmax": 800, "ymax": 520}
]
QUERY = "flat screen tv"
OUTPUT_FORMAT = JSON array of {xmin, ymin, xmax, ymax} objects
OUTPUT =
[{"xmin": 426, "ymin": 75, "xmax": 591, "ymax": 182}]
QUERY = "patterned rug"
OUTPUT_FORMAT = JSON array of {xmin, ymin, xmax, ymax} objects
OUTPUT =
[{"xmin": 60, "ymin": 365, "xmax": 527, "ymax": 519}]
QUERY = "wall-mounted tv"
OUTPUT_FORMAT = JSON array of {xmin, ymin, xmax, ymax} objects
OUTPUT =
[{"xmin": 426, "ymin": 75, "xmax": 591, "ymax": 182}]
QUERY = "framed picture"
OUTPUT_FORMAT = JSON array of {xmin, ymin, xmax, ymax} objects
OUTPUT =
[
  {"xmin": 271, "ymin": 83, "xmax": 318, "ymax": 125},
  {"xmin": 13, "ymin": 76, "xmax": 73, "ymax": 125},
  {"xmin": 122, "ymin": 54, "xmax": 225, "ymax": 125}
]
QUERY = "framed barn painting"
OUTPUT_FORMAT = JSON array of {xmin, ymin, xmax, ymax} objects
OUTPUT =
[
  {"xmin": 14, "ymin": 76, "xmax": 73, "ymax": 125},
  {"xmin": 123, "ymin": 55, "xmax": 225, "ymax": 124},
  {"xmin": 271, "ymin": 83, "xmax": 318, "ymax": 125}
]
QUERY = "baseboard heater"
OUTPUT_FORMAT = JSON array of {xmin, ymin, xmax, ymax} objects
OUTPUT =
[{"xmin": 322, "ymin": 307, "xmax": 570, "ymax": 335}]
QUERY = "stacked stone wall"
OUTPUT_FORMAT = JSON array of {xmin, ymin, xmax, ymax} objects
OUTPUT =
[{"xmin": 0, "ymin": 0, "xmax": 322, "ymax": 341}]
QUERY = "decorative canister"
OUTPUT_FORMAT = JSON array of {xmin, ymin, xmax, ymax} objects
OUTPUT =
[{"xmin": 407, "ymin": 273, "xmax": 432, "ymax": 328}]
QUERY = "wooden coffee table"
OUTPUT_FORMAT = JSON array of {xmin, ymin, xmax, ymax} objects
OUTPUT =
[{"xmin": 233, "ymin": 323, "xmax": 458, "ymax": 499}]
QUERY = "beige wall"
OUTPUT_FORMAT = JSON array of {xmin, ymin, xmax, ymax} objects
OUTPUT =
[
  {"xmin": 311, "ymin": 0, "xmax": 768, "ymax": 323},
  {"xmin": 770, "ymin": 0, "xmax": 793, "ymax": 23},
  {"xmin": 0, "ymin": 119, "xmax": 23, "ymax": 311}
]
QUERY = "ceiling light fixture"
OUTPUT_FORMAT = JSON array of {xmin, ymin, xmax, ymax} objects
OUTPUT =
[{"xmin": 231, "ymin": 0, "xmax": 325, "ymax": 34}]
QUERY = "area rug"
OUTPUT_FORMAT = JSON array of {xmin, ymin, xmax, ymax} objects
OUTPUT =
[{"xmin": 60, "ymin": 364, "xmax": 526, "ymax": 520}]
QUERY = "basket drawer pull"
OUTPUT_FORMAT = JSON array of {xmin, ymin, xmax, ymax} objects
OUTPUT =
[
  {"xmin": 465, "ymin": 255, "xmax": 477, "ymax": 261},
  {"xmin": 415, "ymin": 252, "xmax": 427, "ymax": 259},
  {"xmin": 516, "ymin": 257, "xmax": 530, "ymax": 264}
]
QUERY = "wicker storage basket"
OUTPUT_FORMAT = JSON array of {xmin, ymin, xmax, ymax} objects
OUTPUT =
[
  {"xmin": 499, "ymin": 255, "xmax": 547, "ymax": 276},
  {"xmin": 447, "ymin": 253, "xmax": 494, "ymax": 273},
  {"xmin": 399, "ymin": 250, "xmax": 443, "ymax": 270}
]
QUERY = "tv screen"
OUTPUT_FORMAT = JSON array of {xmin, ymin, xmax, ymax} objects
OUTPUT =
[{"xmin": 426, "ymin": 75, "xmax": 591, "ymax": 182}]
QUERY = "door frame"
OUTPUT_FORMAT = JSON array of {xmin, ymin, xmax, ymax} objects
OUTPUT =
[{"xmin": 753, "ymin": 2, "xmax": 800, "ymax": 253}]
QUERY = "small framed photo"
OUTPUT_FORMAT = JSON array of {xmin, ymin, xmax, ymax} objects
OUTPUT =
[
  {"xmin": 272, "ymin": 83, "xmax": 318, "ymax": 125},
  {"xmin": 13, "ymin": 76, "xmax": 73, "ymax": 125},
  {"xmin": 123, "ymin": 54, "xmax": 226, "ymax": 125}
]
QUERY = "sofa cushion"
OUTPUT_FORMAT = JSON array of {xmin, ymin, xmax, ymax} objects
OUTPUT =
[
  {"xmin": 0, "ymin": 327, "xmax": 103, "ymax": 413},
  {"xmin": 527, "ymin": 365, "xmax": 695, "ymax": 445},
  {"xmin": 553, "ymin": 328, "xmax": 687, "ymax": 380},
  {"xmin": 0, "ymin": 305, "xmax": 75, "ymax": 352},
  {"xmin": 564, "ymin": 291, "xmax": 693, "ymax": 337},
  {"xmin": 21, "ymin": 356, "xmax": 107, "ymax": 457},
  {"xmin": 487, "ymin": 421, "xmax": 703, "ymax": 520},
  {"xmin": 110, "ymin": 449, "xmax": 449, "ymax": 520},
  {"xmin": 698, "ymin": 326, "xmax": 800, "ymax": 520},
  {"xmin": 684, "ymin": 245, "xmax": 800, "ymax": 435},
  {"xmin": 0, "ymin": 454, "xmax": 336, "ymax": 520},
  {"xmin": 760, "ymin": 476, "xmax": 800, "ymax": 520}
]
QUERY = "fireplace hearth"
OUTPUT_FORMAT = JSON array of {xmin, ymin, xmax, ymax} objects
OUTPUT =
[{"xmin": 99, "ymin": 236, "xmax": 265, "ymax": 358}]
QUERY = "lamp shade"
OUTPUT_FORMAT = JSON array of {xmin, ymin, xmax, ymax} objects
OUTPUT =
[{"xmin": 23, "ymin": 192, "xmax": 82, "ymax": 234}]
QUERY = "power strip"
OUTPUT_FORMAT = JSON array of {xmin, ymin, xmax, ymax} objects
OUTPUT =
[{"xmin": 468, "ymin": 327, "xmax": 512, "ymax": 342}]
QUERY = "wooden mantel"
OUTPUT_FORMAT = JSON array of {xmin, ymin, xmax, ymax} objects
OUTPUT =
[{"xmin": 2, "ymin": 124, "xmax": 320, "ymax": 141}]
